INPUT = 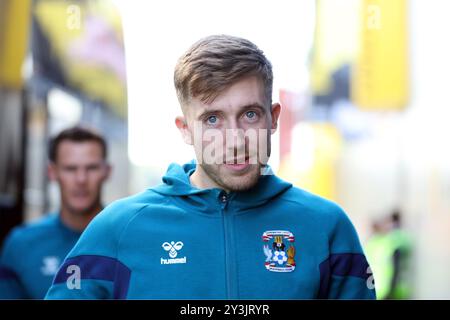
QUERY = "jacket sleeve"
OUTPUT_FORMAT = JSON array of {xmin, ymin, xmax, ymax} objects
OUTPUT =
[
  {"xmin": 318, "ymin": 207, "xmax": 376, "ymax": 299},
  {"xmin": 0, "ymin": 231, "xmax": 29, "ymax": 299},
  {"xmin": 45, "ymin": 203, "xmax": 133, "ymax": 300}
]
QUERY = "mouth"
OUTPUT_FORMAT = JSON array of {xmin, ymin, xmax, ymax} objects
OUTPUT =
[
  {"xmin": 223, "ymin": 157, "xmax": 251, "ymax": 171},
  {"xmin": 72, "ymin": 192, "xmax": 90, "ymax": 199}
]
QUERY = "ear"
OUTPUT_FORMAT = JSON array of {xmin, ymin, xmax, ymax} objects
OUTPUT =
[
  {"xmin": 103, "ymin": 163, "xmax": 112, "ymax": 181},
  {"xmin": 270, "ymin": 103, "xmax": 281, "ymax": 134},
  {"xmin": 175, "ymin": 116, "xmax": 193, "ymax": 145},
  {"xmin": 48, "ymin": 162, "xmax": 58, "ymax": 181}
]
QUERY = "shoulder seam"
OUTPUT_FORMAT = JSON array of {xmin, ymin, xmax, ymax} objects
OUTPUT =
[{"xmin": 115, "ymin": 203, "xmax": 151, "ymax": 259}]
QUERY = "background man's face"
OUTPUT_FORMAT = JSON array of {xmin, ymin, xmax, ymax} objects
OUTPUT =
[
  {"xmin": 181, "ymin": 76, "xmax": 280, "ymax": 191},
  {"xmin": 49, "ymin": 141, "xmax": 110, "ymax": 215}
]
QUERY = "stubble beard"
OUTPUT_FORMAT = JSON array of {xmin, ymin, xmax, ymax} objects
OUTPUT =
[{"xmin": 199, "ymin": 161, "xmax": 263, "ymax": 192}]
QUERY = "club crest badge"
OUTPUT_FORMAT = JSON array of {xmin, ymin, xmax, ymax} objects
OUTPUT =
[{"xmin": 262, "ymin": 230, "xmax": 296, "ymax": 272}]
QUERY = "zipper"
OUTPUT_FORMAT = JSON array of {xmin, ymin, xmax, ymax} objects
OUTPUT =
[{"xmin": 220, "ymin": 191, "xmax": 238, "ymax": 299}]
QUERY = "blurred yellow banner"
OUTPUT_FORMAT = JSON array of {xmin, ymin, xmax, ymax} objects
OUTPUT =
[
  {"xmin": 278, "ymin": 123, "xmax": 342, "ymax": 201},
  {"xmin": 310, "ymin": 0, "xmax": 360, "ymax": 95},
  {"xmin": 34, "ymin": 0, "xmax": 127, "ymax": 118},
  {"xmin": 0, "ymin": 0, "xmax": 32, "ymax": 89},
  {"xmin": 352, "ymin": 0, "xmax": 409, "ymax": 110}
]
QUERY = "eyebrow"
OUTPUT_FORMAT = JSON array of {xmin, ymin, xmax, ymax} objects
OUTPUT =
[
  {"xmin": 241, "ymin": 103, "xmax": 267, "ymax": 114},
  {"xmin": 197, "ymin": 103, "xmax": 267, "ymax": 120}
]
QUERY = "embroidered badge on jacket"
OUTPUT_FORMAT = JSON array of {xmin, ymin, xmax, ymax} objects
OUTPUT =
[{"xmin": 262, "ymin": 230, "xmax": 296, "ymax": 272}]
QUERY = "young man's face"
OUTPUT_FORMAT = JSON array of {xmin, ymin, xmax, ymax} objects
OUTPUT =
[
  {"xmin": 48, "ymin": 141, "xmax": 111, "ymax": 215},
  {"xmin": 176, "ymin": 76, "xmax": 281, "ymax": 191}
]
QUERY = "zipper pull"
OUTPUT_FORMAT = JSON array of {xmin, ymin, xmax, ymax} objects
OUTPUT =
[
  {"xmin": 221, "ymin": 193, "xmax": 228, "ymax": 203},
  {"xmin": 219, "ymin": 191, "xmax": 228, "ymax": 208}
]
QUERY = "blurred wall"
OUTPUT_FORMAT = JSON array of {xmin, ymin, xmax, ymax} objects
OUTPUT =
[{"xmin": 336, "ymin": 0, "xmax": 450, "ymax": 299}]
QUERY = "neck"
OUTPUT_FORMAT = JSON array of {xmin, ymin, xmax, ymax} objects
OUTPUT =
[
  {"xmin": 189, "ymin": 165, "xmax": 229, "ymax": 192},
  {"xmin": 59, "ymin": 204, "xmax": 103, "ymax": 232}
]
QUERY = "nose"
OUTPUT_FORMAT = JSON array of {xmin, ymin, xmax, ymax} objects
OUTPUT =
[
  {"xmin": 75, "ymin": 168, "xmax": 88, "ymax": 183},
  {"xmin": 225, "ymin": 121, "xmax": 246, "ymax": 156}
]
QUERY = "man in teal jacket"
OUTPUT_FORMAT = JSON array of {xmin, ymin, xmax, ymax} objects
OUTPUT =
[
  {"xmin": 46, "ymin": 35, "xmax": 376, "ymax": 299},
  {"xmin": 0, "ymin": 127, "xmax": 111, "ymax": 299}
]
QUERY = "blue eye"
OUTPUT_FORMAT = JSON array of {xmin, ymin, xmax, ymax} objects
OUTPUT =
[
  {"xmin": 206, "ymin": 115, "xmax": 217, "ymax": 124},
  {"xmin": 246, "ymin": 111, "xmax": 256, "ymax": 119}
]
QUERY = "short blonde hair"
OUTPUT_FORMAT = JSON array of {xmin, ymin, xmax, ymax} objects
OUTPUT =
[{"xmin": 174, "ymin": 35, "xmax": 273, "ymax": 107}]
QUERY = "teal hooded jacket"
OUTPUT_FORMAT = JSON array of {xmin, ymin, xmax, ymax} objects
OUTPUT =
[
  {"xmin": 45, "ymin": 162, "xmax": 376, "ymax": 299},
  {"xmin": 0, "ymin": 214, "xmax": 81, "ymax": 299}
]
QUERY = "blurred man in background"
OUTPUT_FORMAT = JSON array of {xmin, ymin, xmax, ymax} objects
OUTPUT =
[
  {"xmin": 0, "ymin": 126, "xmax": 111, "ymax": 299},
  {"xmin": 366, "ymin": 210, "xmax": 413, "ymax": 299}
]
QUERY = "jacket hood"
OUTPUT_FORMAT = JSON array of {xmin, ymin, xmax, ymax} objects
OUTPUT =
[{"xmin": 152, "ymin": 161, "xmax": 292, "ymax": 212}]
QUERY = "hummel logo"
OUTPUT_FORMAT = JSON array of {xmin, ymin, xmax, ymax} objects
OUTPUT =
[
  {"xmin": 162, "ymin": 241, "xmax": 183, "ymax": 258},
  {"xmin": 161, "ymin": 241, "xmax": 187, "ymax": 265},
  {"xmin": 41, "ymin": 256, "xmax": 60, "ymax": 276}
]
